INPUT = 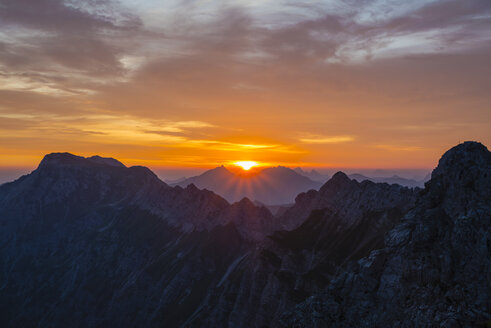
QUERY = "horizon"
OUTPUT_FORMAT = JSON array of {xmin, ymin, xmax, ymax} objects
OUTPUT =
[
  {"xmin": 0, "ymin": 1, "xmax": 489, "ymax": 171},
  {"xmin": 0, "ymin": 150, "xmax": 435, "ymax": 184}
]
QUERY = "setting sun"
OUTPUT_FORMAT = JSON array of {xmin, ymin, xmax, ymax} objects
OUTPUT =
[{"xmin": 234, "ymin": 161, "xmax": 258, "ymax": 171}]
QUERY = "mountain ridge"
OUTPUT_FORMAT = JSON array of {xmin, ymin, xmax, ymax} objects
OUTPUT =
[
  {"xmin": 282, "ymin": 141, "xmax": 491, "ymax": 327},
  {"xmin": 278, "ymin": 171, "xmax": 418, "ymax": 230},
  {"xmin": 175, "ymin": 165, "xmax": 322, "ymax": 205},
  {"xmin": 349, "ymin": 173, "xmax": 426, "ymax": 188}
]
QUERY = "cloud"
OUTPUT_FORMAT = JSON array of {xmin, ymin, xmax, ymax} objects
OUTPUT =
[
  {"xmin": 374, "ymin": 144, "xmax": 423, "ymax": 152},
  {"xmin": 0, "ymin": 0, "xmax": 490, "ymax": 167},
  {"xmin": 299, "ymin": 135, "xmax": 355, "ymax": 144},
  {"xmin": 179, "ymin": 140, "xmax": 304, "ymax": 154},
  {"xmin": 0, "ymin": 0, "xmax": 144, "ymax": 95}
]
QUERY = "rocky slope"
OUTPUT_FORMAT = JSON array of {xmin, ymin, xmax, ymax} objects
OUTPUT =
[
  {"xmin": 281, "ymin": 141, "xmax": 491, "ymax": 327},
  {"xmin": 183, "ymin": 171, "xmax": 418, "ymax": 327}
]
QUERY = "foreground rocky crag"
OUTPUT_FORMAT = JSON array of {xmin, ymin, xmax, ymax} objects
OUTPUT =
[{"xmin": 282, "ymin": 141, "xmax": 491, "ymax": 327}]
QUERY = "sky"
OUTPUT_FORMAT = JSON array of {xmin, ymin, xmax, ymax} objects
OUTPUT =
[{"xmin": 0, "ymin": 0, "xmax": 490, "ymax": 178}]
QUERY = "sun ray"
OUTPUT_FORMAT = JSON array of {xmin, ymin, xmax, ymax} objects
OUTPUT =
[{"xmin": 234, "ymin": 161, "xmax": 258, "ymax": 171}]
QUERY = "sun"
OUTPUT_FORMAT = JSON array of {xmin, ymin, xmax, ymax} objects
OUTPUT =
[{"xmin": 234, "ymin": 161, "xmax": 258, "ymax": 171}]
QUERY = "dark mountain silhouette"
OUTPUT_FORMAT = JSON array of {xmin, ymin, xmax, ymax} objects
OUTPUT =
[
  {"xmin": 349, "ymin": 173, "xmax": 425, "ymax": 188},
  {"xmin": 0, "ymin": 142, "xmax": 489, "ymax": 327},
  {"xmin": 282, "ymin": 141, "xmax": 491, "ymax": 326},
  {"xmin": 175, "ymin": 165, "xmax": 322, "ymax": 205}
]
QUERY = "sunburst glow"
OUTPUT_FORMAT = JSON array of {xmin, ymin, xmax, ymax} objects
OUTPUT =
[{"xmin": 234, "ymin": 161, "xmax": 258, "ymax": 170}]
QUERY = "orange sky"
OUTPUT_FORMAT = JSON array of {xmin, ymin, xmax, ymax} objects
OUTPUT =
[{"xmin": 0, "ymin": 0, "xmax": 490, "ymax": 170}]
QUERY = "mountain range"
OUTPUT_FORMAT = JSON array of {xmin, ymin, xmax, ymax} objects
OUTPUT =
[
  {"xmin": 293, "ymin": 167, "xmax": 330, "ymax": 183},
  {"xmin": 292, "ymin": 168, "xmax": 427, "ymax": 188},
  {"xmin": 0, "ymin": 141, "xmax": 489, "ymax": 327},
  {"xmin": 174, "ymin": 166, "xmax": 322, "ymax": 205},
  {"xmin": 348, "ymin": 173, "xmax": 427, "ymax": 188},
  {"xmin": 171, "ymin": 167, "xmax": 426, "ymax": 206}
]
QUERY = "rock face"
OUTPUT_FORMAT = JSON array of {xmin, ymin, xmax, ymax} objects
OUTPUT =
[
  {"xmin": 281, "ymin": 141, "xmax": 491, "ymax": 327},
  {"xmin": 279, "ymin": 171, "xmax": 417, "ymax": 230},
  {"xmin": 0, "ymin": 142, "xmax": 488, "ymax": 328}
]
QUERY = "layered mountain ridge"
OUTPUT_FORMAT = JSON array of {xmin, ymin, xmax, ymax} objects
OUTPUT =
[
  {"xmin": 282, "ymin": 141, "xmax": 491, "ymax": 327},
  {"xmin": 0, "ymin": 142, "xmax": 489, "ymax": 327},
  {"xmin": 279, "ymin": 171, "xmax": 418, "ymax": 230},
  {"xmin": 349, "ymin": 173, "xmax": 426, "ymax": 188}
]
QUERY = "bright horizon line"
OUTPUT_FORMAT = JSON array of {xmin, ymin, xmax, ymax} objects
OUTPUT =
[
  {"xmin": 0, "ymin": 162, "xmax": 435, "ymax": 171},
  {"xmin": 0, "ymin": 160, "xmax": 434, "ymax": 171},
  {"xmin": 0, "ymin": 151, "xmax": 435, "ymax": 170}
]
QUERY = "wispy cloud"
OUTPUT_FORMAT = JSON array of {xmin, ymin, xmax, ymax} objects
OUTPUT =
[
  {"xmin": 374, "ymin": 144, "xmax": 423, "ymax": 152},
  {"xmin": 299, "ymin": 135, "xmax": 355, "ymax": 144},
  {"xmin": 180, "ymin": 140, "xmax": 304, "ymax": 154},
  {"xmin": 0, "ymin": 112, "xmax": 214, "ymax": 144}
]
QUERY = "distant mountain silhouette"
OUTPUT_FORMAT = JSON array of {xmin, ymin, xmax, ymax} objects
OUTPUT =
[
  {"xmin": 175, "ymin": 166, "xmax": 322, "ymax": 205},
  {"xmin": 293, "ymin": 167, "xmax": 330, "ymax": 183},
  {"xmin": 349, "ymin": 173, "xmax": 425, "ymax": 188},
  {"xmin": 164, "ymin": 176, "xmax": 187, "ymax": 184}
]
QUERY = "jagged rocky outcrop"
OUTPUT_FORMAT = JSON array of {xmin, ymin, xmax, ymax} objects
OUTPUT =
[
  {"xmin": 279, "ymin": 171, "xmax": 417, "ymax": 230},
  {"xmin": 218, "ymin": 197, "xmax": 274, "ymax": 241},
  {"xmin": 281, "ymin": 141, "xmax": 491, "ymax": 327}
]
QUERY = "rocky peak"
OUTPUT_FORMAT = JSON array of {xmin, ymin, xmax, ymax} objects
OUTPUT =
[
  {"xmin": 219, "ymin": 197, "xmax": 273, "ymax": 241},
  {"xmin": 425, "ymin": 141, "xmax": 490, "ymax": 217},
  {"xmin": 87, "ymin": 155, "xmax": 126, "ymax": 168},
  {"xmin": 38, "ymin": 152, "xmax": 88, "ymax": 169},
  {"xmin": 39, "ymin": 152, "xmax": 126, "ymax": 170},
  {"xmin": 282, "ymin": 141, "xmax": 491, "ymax": 327},
  {"xmin": 228, "ymin": 197, "xmax": 272, "ymax": 222},
  {"xmin": 319, "ymin": 171, "xmax": 353, "ymax": 194},
  {"xmin": 206, "ymin": 165, "xmax": 232, "ymax": 175},
  {"xmin": 185, "ymin": 183, "xmax": 199, "ymax": 192},
  {"xmin": 432, "ymin": 141, "xmax": 489, "ymax": 178}
]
